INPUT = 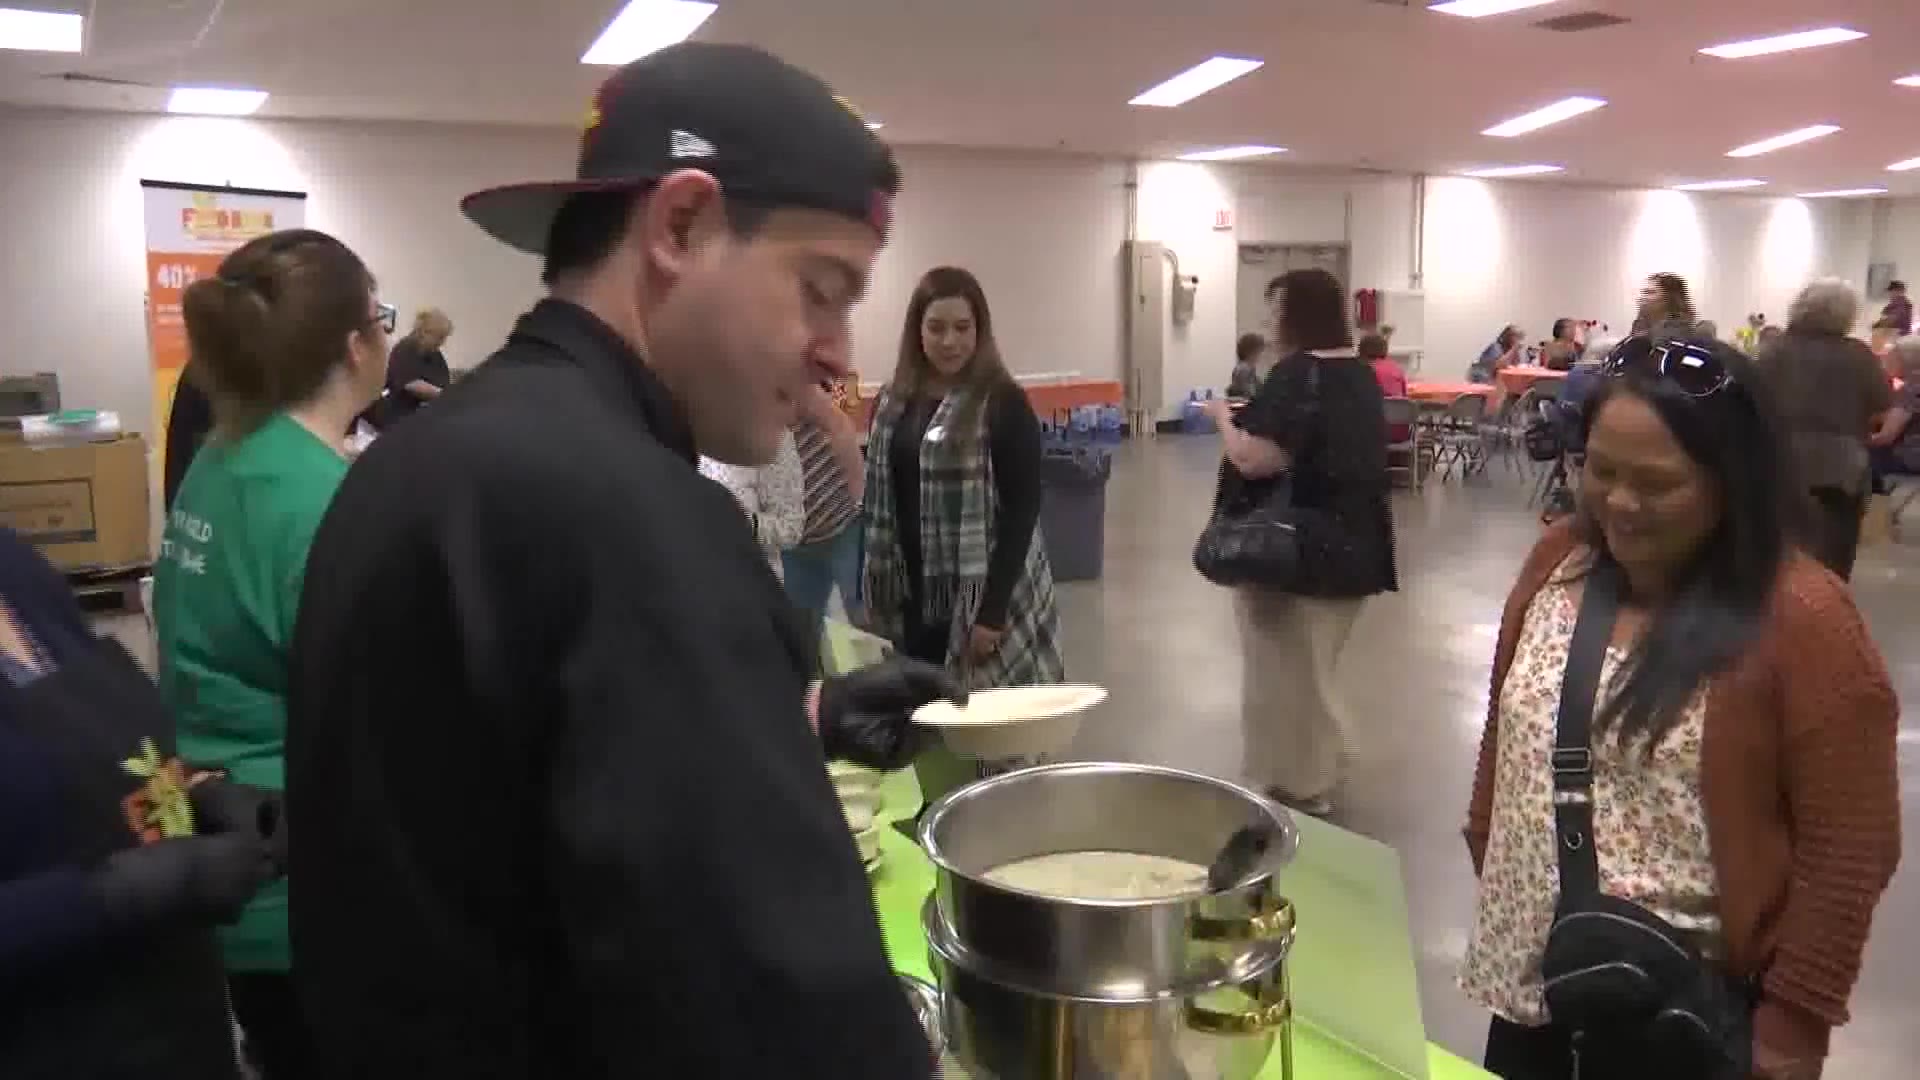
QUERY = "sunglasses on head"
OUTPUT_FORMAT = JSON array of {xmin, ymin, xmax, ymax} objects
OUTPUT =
[
  {"xmin": 1601, "ymin": 337, "xmax": 1732, "ymax": 398},
  {"xmin": 371, "ymin": 302, "xmax": 397, "ymax": 334}
]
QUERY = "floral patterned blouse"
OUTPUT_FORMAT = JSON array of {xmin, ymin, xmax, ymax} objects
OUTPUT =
[{"xmin": 1459, "ymin": 557, "xmax": 1720, "ymax": 1025}]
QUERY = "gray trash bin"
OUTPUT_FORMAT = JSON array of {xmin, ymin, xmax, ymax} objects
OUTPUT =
[{"xmin": 1039, "ymin": 447, "xmax": 1112, "ymax": 581}]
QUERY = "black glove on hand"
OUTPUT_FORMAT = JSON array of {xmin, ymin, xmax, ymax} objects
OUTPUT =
[
  {"xmin": 190, "ymin": 777, "xmax": 287, "ymax": 869},
  {"xmin": 94, "ymin": 833, "xmax": 278, "ymax": 931},
  {"xmin": 818, "ymin": 656, "xmax": 967, "ymax": 771}
]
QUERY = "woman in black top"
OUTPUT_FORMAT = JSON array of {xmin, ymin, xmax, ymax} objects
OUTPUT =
[
  {"xmin": 1203, "ymin": 267, "xmax": 1397, "ymax": 817},
  {"xmin": 0, "ymin": 527, "xmax": 283, "ymax": 1078},
  {"xmin": 863, "ymin": 267, "xmax": 1063, "ymax": 799}
]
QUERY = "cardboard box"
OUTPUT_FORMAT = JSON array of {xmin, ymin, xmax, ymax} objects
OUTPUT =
[{"xmin": 0, "ymin": 434, "xmax": 151, "ymax": 572}]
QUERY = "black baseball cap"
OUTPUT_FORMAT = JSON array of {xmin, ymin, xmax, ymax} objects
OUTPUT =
[{"xmin": 461, "ymin": 42, "xmax": 900, "ymax": 255}]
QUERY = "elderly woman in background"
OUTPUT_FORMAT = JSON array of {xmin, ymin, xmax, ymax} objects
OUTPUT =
[
  {"xmin": 377, "ymin": 308, "xmax": 454, "ymax": 429},
  {"xmin": 1755, "ymin": 278, "xmax": 1891, "ymax": 579},
  {"xmin": 1869, "ymin": 336, "xmax": 1920, "ymax": 494},
  {"xmin": 1470, "ymin": 325, "xmax": 1526, "ymax": 383},
  {"xmin": 1636, "ymin": 272, "xmax": 1701, "ymax": 342}
]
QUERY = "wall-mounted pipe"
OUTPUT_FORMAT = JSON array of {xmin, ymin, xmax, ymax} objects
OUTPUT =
[{"xmin": 1409, "ymin": 173, "xmax": 1426, "ymax": 291}]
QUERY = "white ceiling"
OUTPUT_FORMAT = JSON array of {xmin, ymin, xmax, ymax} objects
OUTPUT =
[{"xmin": 5, "ymin": 0, "xmax": 1920, "ymax": 195}]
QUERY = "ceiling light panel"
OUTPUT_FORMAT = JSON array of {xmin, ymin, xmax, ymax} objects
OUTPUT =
[
  {"xmin": 1699, "ymin": 27, "xmax": 1865, "ymax": 59},
  {"xmin": 1888, "ymin": 157, "xmax": 1920, "ymax": 173},
  {"xmin": 1462, "ymin": 164, "xmax": 1563, "ymax": 178},
  {"xmin": 1797, "ymin": 188, "xmax": 1886, "ymax": 198},
  {"xmin": 1725, "ymin": 124, "xmax": 1839, "ymax": 158},
  {"xmin": 0, "ymin": 6, "xmax": 83, "ymax": 53},
  {"xmin": 167, "ymin": 87, "xmax": 269, "ymax": 116},
  {"xmin": 581, "ymin": 0, "xmax": 716, "ymax": 65},
  {"xmin": 1177, "ymin": 145, "xmax": 1287, "ymax": 161},
  {"xmin": 1670, "ymin": 179, "xmax": 1767, "ymax": 192},
  {"xmin": 1129, "ymin": 57, "xmax": 1263, "ymax": 108},
  {"xmin": 1482, "ymin": 96, "xmax": 1606, "ymax": 137},
  {"xmin": 1896, "ymin": 75, "xmax": 1920, "ymax": 88},
  {"xmin": 1429, "ymin": 0, "xmax": 1561, "ymax": 16}
]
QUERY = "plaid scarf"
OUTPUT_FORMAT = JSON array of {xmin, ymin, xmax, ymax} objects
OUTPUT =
[{"xmin": 864, "ymin": 388, "xmax": 1064, "ymax": 695}]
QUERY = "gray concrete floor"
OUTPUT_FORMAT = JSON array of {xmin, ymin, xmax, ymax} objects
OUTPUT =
[{"xmin": 1052, "ymin": 436, "xmax": 1920, "ymax": 1077}]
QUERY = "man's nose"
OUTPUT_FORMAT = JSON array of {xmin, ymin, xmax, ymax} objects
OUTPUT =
[{"xmin": 812, "ymin": 330, "xmax": 851, "ymax": 378}]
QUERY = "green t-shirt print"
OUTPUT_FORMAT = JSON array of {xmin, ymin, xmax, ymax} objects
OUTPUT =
[{"xmin": 153, "ymin": 412, "xmax": 347, "ymax": 973}]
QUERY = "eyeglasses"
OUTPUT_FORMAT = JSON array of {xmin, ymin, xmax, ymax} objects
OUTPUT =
[
  {"xmin": 371, "ymin": 302, "xmax": 397, "ymax": 334},
  {"xmin": 1601, "ymin": 337, "xmax": 1732, "ymax": 398}
]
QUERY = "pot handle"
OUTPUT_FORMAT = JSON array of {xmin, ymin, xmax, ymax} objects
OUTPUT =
[
  {"xmin": 1191, "ymin": 895, "xmax": 1296, "ymax": 944},
  {"xmin": 1184, "ymin": 965, "xmax": 1293, "ymax": 1036}
]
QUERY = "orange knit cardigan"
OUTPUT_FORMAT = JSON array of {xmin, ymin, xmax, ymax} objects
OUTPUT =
[{"xmin": 1465, "ymin": 524, "xmax": 1901, "ymax": 1061}]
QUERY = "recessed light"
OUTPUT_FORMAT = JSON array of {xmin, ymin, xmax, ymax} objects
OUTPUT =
[
  {"xmin": 1798, "ymin": 188, "xmax": 1887, "ymax": 199},
  {"xmin": 1176, "ymin": 145, "xmax": 1287, "ymax": 161},
  {"xmin": 1725, "ymin": 124, "xmax": 1840, "ymax": 158},
  {"xmin": 1888, "ymin": 157, "xmax": 1920, "ymax": 172},
  {"xmin": 1428, "ymin": 0, "xmax": 1560, "ymax": 16},
  {"xmin": 866, "ymin": 122, "xmax": 884, "ymax": 131},
  {"xmin": 581, "ymin": 0, "xmax": 716, "ymax": 65},
  {"xmin": 1482, "ymin": 96, "xmax": 1606, "ymax": 138},
  {"xmin": 1129, "ymin": 56, "xmax": 1263, "ymax": 108},
  {"xmin": 1699, "ymin": 27, "xmax": 1865, "ymax": 60},
  {"xmin": 1897, "ymin": 75, "xmax": 1920, "ymax": 88},
  {"xmin": 167, "ymin": 87, "xmax": 269, "ymax": 116},
  {"xmin": 0, "ymin": 6, "xmax": 83, "ymax": 53},
  {"xmin": 1461, "ymin": 164, "xmax": 1563, "ymax": 178},
  {"xmin": 1670, "ymin": 179, "xmax": 1767, "ymax": 192}
]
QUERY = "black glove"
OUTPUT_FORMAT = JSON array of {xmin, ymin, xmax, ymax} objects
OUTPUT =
[
  {"xmin": 818, "ymin": 656, "xmax": 967, "ymax": 771},
  {"xmin": 93, "ymin": 833, "xmax": 279, "ymax": 931},
  {"xmin": 190, "ymin": 777, "xmax": 287, "ymax": 870}
]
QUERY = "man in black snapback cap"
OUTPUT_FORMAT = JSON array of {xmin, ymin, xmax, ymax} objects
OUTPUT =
[{"xmin": 286, "ymin": 43, "xmax": 951, "ymax": 1078}]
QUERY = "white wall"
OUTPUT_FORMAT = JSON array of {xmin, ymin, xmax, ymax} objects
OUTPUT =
[
  {"xmin": 0, "ymin": 107, "xmax": 568, "ymax": 433},
  {"xmin": 0, "ymin": 103, "xmax": 1889, "ymax": 435},
  {"xmin": 1872, "ymin": 198, "xmax": 1920, "ymax": 304},
  {"xmin": 1420, "ymin": 177, "xmax": 1875, "ymax": 379}
]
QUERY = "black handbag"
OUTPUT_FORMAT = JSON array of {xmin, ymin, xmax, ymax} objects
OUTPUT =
[
  {"xmin": 1192, "ymin": 364, "xmax": 1315, "ymax": 589},
  {"xmin": 1538, "ymin": 561, "xmax": 1754, "ymax": 1078},
  {"xmin": 1192, "ymin": 478, "xmax": 1304, "ymax": 588}
]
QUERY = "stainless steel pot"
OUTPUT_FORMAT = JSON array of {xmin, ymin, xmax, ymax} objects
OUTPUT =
[
  {"xmin": 926, "ymin": 898, "xmax": 1293, "ymax": 1080},
  {"xmin": 916, "ymin": 762, "xmax": 1299, "ymax": 998}
]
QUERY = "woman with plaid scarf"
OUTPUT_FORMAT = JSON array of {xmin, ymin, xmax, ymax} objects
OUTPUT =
[{"xmin": 863, "ymin": 267, "xmax": 1064, "ymax": 800}]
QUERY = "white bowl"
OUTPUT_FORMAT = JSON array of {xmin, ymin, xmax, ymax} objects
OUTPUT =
[{"xmin": 912, "ymin": 684, "xmax": 1107, "ymax": 760}]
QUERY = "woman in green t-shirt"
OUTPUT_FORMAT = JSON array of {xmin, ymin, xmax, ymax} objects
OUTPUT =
[{"xmin": 154, "ymin": 228, "xmax": 390, "ymax": 1079}]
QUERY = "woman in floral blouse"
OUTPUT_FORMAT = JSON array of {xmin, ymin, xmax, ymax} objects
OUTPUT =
[{"xmin": 1462, "ymin": 336, "xmax": 1900, "ymax": 1080}]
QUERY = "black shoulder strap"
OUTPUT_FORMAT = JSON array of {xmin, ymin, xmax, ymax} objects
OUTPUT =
[{"xmin": 1552, "ymin": 560, "xmax": 1620, "ymax": 907}]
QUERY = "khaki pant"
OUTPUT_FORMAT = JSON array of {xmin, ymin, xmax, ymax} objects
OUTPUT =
[{"xmin": 1234, "ymin": 588, "xmax": 1364, "ymax": 801}]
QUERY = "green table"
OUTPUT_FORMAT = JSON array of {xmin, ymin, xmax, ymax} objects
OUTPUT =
[{"xmin": 867, "ymin": 827, "xmax": 1491, "ymax": 1080}]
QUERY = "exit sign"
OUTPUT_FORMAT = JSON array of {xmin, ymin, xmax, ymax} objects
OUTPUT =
[{"xmin": 1212, "ymin": 207, "xmax": 1235, "ymax": 231}]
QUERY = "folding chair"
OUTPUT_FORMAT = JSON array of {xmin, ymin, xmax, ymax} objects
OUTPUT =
[
  {"xmin": 1433, "ymin": 394, "xmax": 1491, "ymax": 478},
  {"xmin": 1382, "ymin": 397, "xmax": 1423, "ymax": 490}
]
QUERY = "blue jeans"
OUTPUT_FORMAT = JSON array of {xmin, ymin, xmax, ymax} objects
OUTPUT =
[{"xmin": 782, "ymin": 525, "xmax": 863, "ymax": 627}]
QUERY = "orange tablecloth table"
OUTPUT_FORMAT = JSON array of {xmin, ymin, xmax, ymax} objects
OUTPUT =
[
  {"xmin": 1496, "ymin": 365, "xmax": 1568, "ymax": 395},
  {"xmin": 851, "ymin": 379, "xmax": 1124, "ymax": 431},
  {"xmin": 1407, "ymin": 381, "xmax": 1497, "ymax": 405}
]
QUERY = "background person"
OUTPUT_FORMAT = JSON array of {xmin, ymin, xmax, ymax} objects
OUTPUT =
[
  {"xmin": 1637, "ymin": 271, "xmax": 1701, "ymax": 343},
  {"xmin": 1229, "ymin": 331, "xmax": 1268, "ymax": 400},
  {"xmin": 1470, "ymin": 325, "xmax": 1525, "ymax": 382},
  {"xmin": 1870, "ymin": 336, "xmax": 1920, "ymax": 493},
  {"xmin": 153, "ymin": 228, "xmax": 390, "ymax": 1079},
  {"xmin": 1756, "ymin": 278, "xmax": 1891, "ymax": 579},
  {"xmin": 784, "ymin": 382, "xmax": 867, "ymax": 628},
  {"xmin": 284, "ymin": 43, "xmax": 955, "ymax": 1078},
  {"xmin": 700, "ymin": 426, "xmax": 805, "ymax": 580},
  {"xmin": 1542, "ymin": 318, "xmax": 1580, "ymax": 370},
  {"xmin": 1202, "ymin": 267, "xmax": 1397, "ymax": 818},
  {"xmin": 1362, "ymin": 332, "xmax": 1411, "ymax": 445},
  {"xmin": 863, "ymin": 266, "xmax": 1063, "ymax": 797},
  {"xmin": 375, "ymin": 307, "xmax": 453, "ymax": 428},
  {"xmin": 0, "ymin": 526, "xmax": 281, "ymax": 1079},
  {"xmin": 162, "ymin": 362, "xmax": 214, "ymax": 511},
  {"xmin": 1463, "ymin": 336, "xmax": 1899, "ymax": 1080},
  {"xmin": 1877, "ymin": 279, "xmax": 1912, "ymax": 337}
]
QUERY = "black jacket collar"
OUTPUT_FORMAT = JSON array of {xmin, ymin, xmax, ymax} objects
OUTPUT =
[{"xmin": 508, "ymin": 298, "xmax": 698, "ymax": 464}]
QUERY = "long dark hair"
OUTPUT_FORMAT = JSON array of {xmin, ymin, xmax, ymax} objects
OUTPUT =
[
  {"xmin": 1577, "ymin": 336, "xmax": 1790, "ymax": 745},
  {"xmin": 1646, "ymin": 271, "xmax": 1697, "ymax": 325},
  {"xmin": 889, "ymin": 266, "xmax": 1015, "ymax": 439}
]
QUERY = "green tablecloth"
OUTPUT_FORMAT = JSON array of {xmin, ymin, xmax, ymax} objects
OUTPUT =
[{"xmin": 867, "ymin": 826, "xmax": 1491, "ymax": 1080}]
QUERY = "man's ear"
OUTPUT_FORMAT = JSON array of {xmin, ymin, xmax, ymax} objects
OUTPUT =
[{"xmin": 638, "ymin": 169, "xmax": 724, "ymax": 281}]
